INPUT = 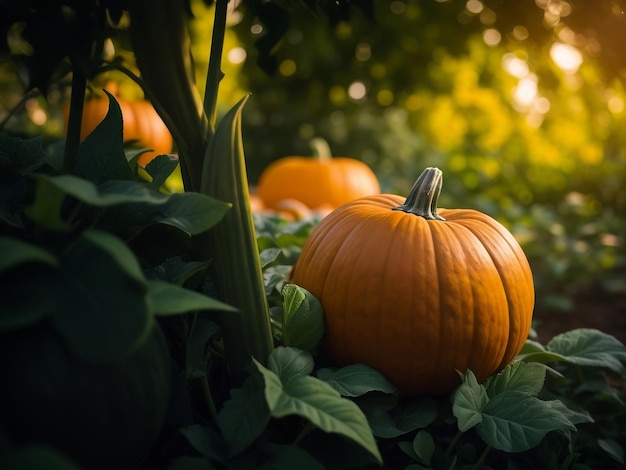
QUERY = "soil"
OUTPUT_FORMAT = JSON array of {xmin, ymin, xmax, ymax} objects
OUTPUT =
[{"xmin": 533, "ymin": 289, "xmax": 626, "ymax": 346}]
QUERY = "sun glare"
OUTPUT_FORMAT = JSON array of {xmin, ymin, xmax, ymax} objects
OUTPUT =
[{"xmin": 550, "ymin": 42, "xmax": 583, "ymax": 73}]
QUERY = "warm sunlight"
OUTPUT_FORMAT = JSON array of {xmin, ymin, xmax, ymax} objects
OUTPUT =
[{"xmin": 550, "ymin": 42, "xmax": 583, "ymax": 73}]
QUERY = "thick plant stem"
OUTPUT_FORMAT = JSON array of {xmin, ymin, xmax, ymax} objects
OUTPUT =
[
  {"xmin": 392, "ymin": 167, "xmax": 446, "ymax": 221},
  {"xmin": 64, "ymin": 72, "xmax": 87, "ymax": 171},
  {"xmin": 199, "ymin": 1, "xmax": 273, "ymax": 379},
  {"xmin": 128, "ymin": 0, "xmax": 207, "ymax": 192},
  {"xmin": 204, "ymin": 0, "xmax": 228, "ymax": 135},
  {"xmin": 472, "ymin": 444, "xmax": 493, "ymax": 469},
  {"xmin": 201, "ymin": 96, "xmax": 274, "ymax": 381}
]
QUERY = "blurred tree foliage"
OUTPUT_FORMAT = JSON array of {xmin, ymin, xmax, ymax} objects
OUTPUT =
[
  {"xmin": 228, "ymin": 0, "xmax": 626, "ymax": 301},
  {"xmin": 0, "ymin": 0, "xmax": 624, "ymax": 301}
]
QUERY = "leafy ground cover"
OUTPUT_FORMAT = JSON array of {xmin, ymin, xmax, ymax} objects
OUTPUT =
[
  {"xmin": 1, "ymin": 128, "xmax": 625, "ymax": 468},
  {"xmin": 1, "ymin": 1, "xmax": 625, "ymax": 468}
]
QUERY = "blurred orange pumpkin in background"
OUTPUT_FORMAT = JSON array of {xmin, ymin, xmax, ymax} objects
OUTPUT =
[
  {"xmin": 63, "ymin": 81, "xmax": 173, "ymax": 166},
  {"xmin": 256, "ymin": 138, "xmax": 380, "ymax": 210}
]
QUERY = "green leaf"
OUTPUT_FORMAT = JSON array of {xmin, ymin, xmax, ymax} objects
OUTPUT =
[
  {"xmin": 452, "ymin": 370, "xmax": 489, "ymax": 432},
  {"xmin": 516, "ymin": 340, "xmax": 568, "ymax": 364},
  {"xmin": 151, "ymin": 257, "xmax": 211, "ymax": 286},
  {"xmin": 260, "ymin": 247, "xmax": 282, "ymax": 268},
  {"xmin": 31, "ymin": 174, "xmax": 230, "ymax": 236},
  {"xmin": 254, "ymin": 358, "xmax": 382, "ymax": 464},
  {"xmin": 398, "ymin": 440, "xmax": 419, "ymax": 460},
  {"xmin": 83, "ymin": 229, "xmax": 145, "ymax": 283},
  {"xmin": 543, "ymin": 399, "xmax": 593, "ymax": 426},
  {"xmin": 281, "ymin": 283, "xmax": 324, "ymax": 351},
  {"xmin": 30, "ymin": 174, "xmax": 163, "ymax": 206},
  {"xmin": 99, "ymin": 186, "xmax": 232, "ymax": 236},
  {"xmin": 147, "ymin": 280, "xmax": 237, "ymax": 316},
  {"xmin": 260, "ymin": 444, "xmax": 324, "ymax": 469},
  {"xmin": 0, "ymin": 267, "xmax": 60, "ymax": 330},
  {"xmin": 412, "ymin": 430, "xmax": 435, "ymax": 466},
  {"xmin": 4, "ymin": 443, "xmax": 81, "ymax": 470},
  {"xmin": 598, "ymin": 438, "xmax": 625, "ymax": 465},
  {"xmin": 263, "ymin": 265, "xmax": 292, "ymax": 296},
  {"xmin": 268, "ymin": 346, "xmax": 314, "ymax": 384},
  {"xmin": 0, "ymin": 134, "xmax": 46, "ymax": 174},
  {"xmin": 168, "ymin": 456, "xmax": 217, "ymax": 470},
  {"xmin": 179, "ymin": 424, "xmax": 227, "ymax": 464},
  {"xmin": 75, "ymin": 91, "xmax": 134, "ymax": 184},
  {"xmin": 546, "ymin": 329, "xmax": 626, "ymax": 373},
  {"xmin": 23, "ymin": 174, "xmax": 72, "ymax": 231},
  {"xmin": 186, "ymin": 316, "xmax": 221, "ymax": 379},
  {"xmin": 485, "ymin": 361, "xmax": 546, "ymax": 397},
  {"xmin": 0, "ymin": 236, "xmax": 57, "ymax": 273},
  {"xmin": 365, "ymin": 398, "xmax": 438, "ymax": 439},
  {"xmin": 51, "ymin": 229, "xmax": 152, "ymax": 363},
  {"xmin": 476, "ymin": 391, "xmax": 578, "ymax": 453},
  {"xmin": 143, "ymin": 154, "xmax": 180, "ymax": 189},
  {"xmin": 316, "ymin": 363, "xmax": 398, "ymax": 397},
  {"xmin": 217, "ymin": 374, "xmax": 270, "ymax": 456}
]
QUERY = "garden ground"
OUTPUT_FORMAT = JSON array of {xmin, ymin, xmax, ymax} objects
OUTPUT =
[{"xmin": 535, "ymin": 289, "xmax": 626, "ymax": 346}]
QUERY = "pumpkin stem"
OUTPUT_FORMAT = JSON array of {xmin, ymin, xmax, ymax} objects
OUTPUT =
[
  {"xmin": 309, "ymin": 137, "xmax": 332, "ymax": 162},
  {"xmin": 392, "ymin": 167, "xmax": 446, "ymax": 221}
]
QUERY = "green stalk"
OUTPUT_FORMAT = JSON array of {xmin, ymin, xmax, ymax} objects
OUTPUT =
[
  {"xmin": 129, "ymin": 0, "xmax": 274, "ymax": 382},
  {"xmin": 472, "ymin": 444, "xmax": 492, "ymax": 469},
  {"xmin": 200, "ymin": 95, "xmax": 274, "ymax": 380},
  {"xmin": 64, "ymin": 71, "xmax": 87, "ymax": 171},
  {"xmin": 204, "ymin": 0, "xmax": 228, "ymax": 135},
  {"xmin": 128, "ymin": 0, "xmax": 208, "ymax": 192},
  {"xmin": 198, "ymin": 0, "xmax": 273, "ymax": 379}
]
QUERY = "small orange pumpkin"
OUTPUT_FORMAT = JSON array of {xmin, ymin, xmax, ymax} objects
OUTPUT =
[
  {"xmin": 256, "ymin": 138, "xmax": 380, "ymax": 210},
  {"xmin": 63, "ymin": 82, "xmax": 173, "ymax": 166},
  {"xmin": 290, "ymin": 167, "xmax": 534, "ymax": 395}
]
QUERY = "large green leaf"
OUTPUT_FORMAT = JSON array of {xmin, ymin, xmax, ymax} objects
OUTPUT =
[
  {"xmin": 178, "ymin": 424, "xmax": 227, "ymax": 465},
  {"xmin": 147, "ymin": 279, "xmax": 237, "ymax": 316},
  {"xmin": 475, "ymin": 391, "xmax": 578, "ymax": 453},
  {"xmin": 143, "ymin": 154, "xmax": 180, "ymax": 189},
  {"xmin": 23, "ymin": 174, "xmax": 73, "ymax": 231},
  {"xmin": 516, "ymin": 340, "xmax": 569, "ymax": 365},
  {"xmin": 110, "ymin": 191, "xmax": 230, "ymax": 236},
  {"xmin": 74, "ymin": 91, "xmax": 134, "ymax": 184},
  {"xmin": 452, "ymin": 370, "xmax": 489, "ymax": 432},
  {"xmin": 402, "ymin": 430, "xmax": 435, "ymax": 467},
  {"xmin": 485, "ymin": 361, "xmax": 546, "ymax": 398},
  {"xmin": 4, "ymin": 443, "xmax": 81, "ymax": 470},
  {"xmin": 216, "ymin": 373, "xmax": 270, "ymax": 456},
  {"xmin": 253, "ymin": 358, "xmax": 382, "ymax": 464},
  {"xmin": 316, "ymin": 363, "xmax": 397, "ymax": 397},
  {"xmin": 34, "ymin": 174, "xmax": 165, "ymax": 206},
  {"xmin": 50, "ymin": 229, "xmax": 152, "ymax": 363},
  {"xmin": 0, "ymin": 236, "xmax": 57, "ymax": 273},
  {"xmin": 363, "ymin": 397, "xmax": 438, "ymax": 439},
  {"xmin": 281, "ymin": 283, "xmax": 324, "ymax": 351},
  {"xmin": 545, "ymin": 329, "xmax": 626, "ymax": 373},
  {"xmin": 267, "ymin": 346, "xmax": 314, "ymax": 384},
  {"xmin": 0, "ymin": 237, "xmax": 59, "ymax": 330},
  {"xmin": 31, "ymin": 174, "xmax": 230, "ymax": 236},
  {"xmin": 452, "ymin": 370, "xmax": 591, "ymax": 454},
  {"xmin": 0, "ymin": 134, "xmax": 46, "ymax": 174},
  {"xmin": 259, "ymin": 444, "xmax": 323, "ymax": 469}
]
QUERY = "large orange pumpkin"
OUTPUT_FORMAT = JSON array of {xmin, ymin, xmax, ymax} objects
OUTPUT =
[
  {"xmin": 256, "ymin": 138, "xmax": 380, "ymax": 210},
  {"xmin": 64, "ymin": 82, "xmax": 173, "ymax": 166},
  {"xmin": 290, "ymin": 167, "xmax": 534, "ymax": 395}
]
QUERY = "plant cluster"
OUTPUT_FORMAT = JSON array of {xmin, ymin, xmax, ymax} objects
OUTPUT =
[{"xmin": 1, "ymin": 1, "xmax": 625, "ymax": 469}]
